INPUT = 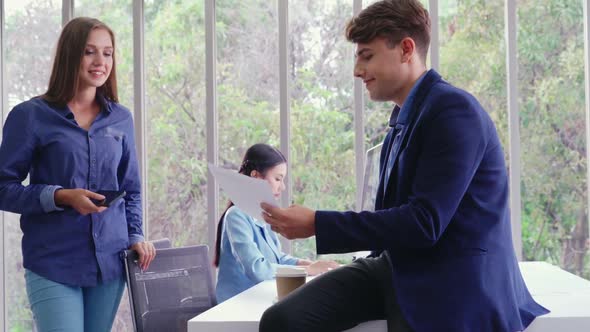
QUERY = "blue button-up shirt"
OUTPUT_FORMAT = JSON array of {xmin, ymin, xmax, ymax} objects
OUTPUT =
[
  {"xmin": 216, "ymin": 206, "xmax": 299, "ymax": 303},
  {"xmin": 0, "ymin": 97, "xmax": 143, "ymax": 287}
]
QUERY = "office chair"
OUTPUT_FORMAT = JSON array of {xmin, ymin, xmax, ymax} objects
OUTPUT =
[
  {"xmin": 123, "ymin": 242, "xmax": 217, "ymax": 332},
  {"xmin": 150, "ymin": 238, "xmax": 172, "ymax": 250}
]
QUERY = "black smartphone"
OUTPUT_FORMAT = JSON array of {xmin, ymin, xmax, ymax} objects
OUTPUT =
[{"xmin": 93, "ymin": 190, "xmax": 126, "ymax": 207}]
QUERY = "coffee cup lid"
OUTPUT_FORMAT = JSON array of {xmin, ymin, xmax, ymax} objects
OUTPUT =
[{"xmin": 275, "ymin": 266, "xmax": 307, "ymax": 277}]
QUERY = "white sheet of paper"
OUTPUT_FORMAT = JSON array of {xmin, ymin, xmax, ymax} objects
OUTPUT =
[{"xmin": 208, "ymin": 163, "xmax": 279, "ymax": 220}]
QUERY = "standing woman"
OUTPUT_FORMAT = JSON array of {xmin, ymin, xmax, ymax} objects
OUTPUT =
[{"xmin": 0, "ymin": 17, "xmax": 155, "ymax": 332}]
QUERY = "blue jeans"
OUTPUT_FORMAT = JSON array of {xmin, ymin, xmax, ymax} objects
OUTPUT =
[{"xmin": 25, "ymin": 269, "xmax": 125, "ymax": 332}]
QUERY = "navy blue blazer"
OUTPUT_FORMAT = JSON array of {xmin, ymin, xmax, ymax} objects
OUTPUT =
[{"xmin": 315, "ymin": 70, "xmax": 548, "ymax": 331}]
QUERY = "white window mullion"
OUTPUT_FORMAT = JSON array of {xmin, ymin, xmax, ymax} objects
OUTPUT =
[
  {"xmin": 62, "ymin": 0, "xmax": 73, "ymax": 25},
  {"xmin": 0, "ymin": 0, "xmax": 6, "ymax": 329},
  {"xmin": 505, "ymin": 0, "xmax": 522, "ymax": 259},
  {"xmin": 132, "ymin": 0, "xmax": 147, "ymax": 237},
  {"xmin": 353, "ymin": 0, "xmax": 364, "ymax": 211},
  {"xmin": 205, "ymin": 0, "xmax": 219, "ymax": 265},
  {"xmin": 428, "ymin": 0, "xmax": 439, "ymax": 71},
  {"xmin": 583, "ymin": 0, "xmax": 590, "ymax": 243},
  {"xmin": 278, "ymin": 0, "xmax": 292, "ymax": 253}
]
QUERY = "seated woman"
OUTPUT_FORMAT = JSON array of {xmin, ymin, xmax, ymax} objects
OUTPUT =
[{"xmin": 215, "ymin": 143, "xmax": 339, "ymax": 303}]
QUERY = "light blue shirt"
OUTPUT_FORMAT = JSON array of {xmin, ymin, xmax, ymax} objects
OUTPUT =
[{"xmin": 216, "ymin": 206, "xmax": 298, "ymax": 302}]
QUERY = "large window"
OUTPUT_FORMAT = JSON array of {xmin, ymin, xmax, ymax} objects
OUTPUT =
[
  {"xmin": 289, "ymin": 0, "xmax": 355, "ymax": 260},
  {"xmin": 215, "ymin": 0, "xmax": 280, "ymax": 217},
  {"xmin": 439, "ymin": 0, "xmax": 507, "ymax": 148},
  {"xmin": 518, "ymin": 0, "xmax": 588, "ymax": 278},
  {"xmin": 3, "ymin": 1, "xmax": 60, "ymax": 330},
  {"xmin": 144, "ymin": 0, "xmax": 206, "ymax": 247}
]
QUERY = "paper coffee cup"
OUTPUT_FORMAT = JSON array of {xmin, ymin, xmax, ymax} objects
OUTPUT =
[{"xmin": 275, "ymin": 266, "xmax": 307, "ymax": 300}]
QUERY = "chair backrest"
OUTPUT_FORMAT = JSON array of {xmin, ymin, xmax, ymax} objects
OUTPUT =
[
  {"xmin": 151, "ymin": 238, "xmax": 172, "ymax": 250},
  {"xmin": 124, "ymin": 244, "xmax": 217, "ymax": 332}
]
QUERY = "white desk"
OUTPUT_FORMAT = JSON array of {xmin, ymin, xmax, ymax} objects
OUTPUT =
[{"xmin": 188, "ymin": 262, "xmax": 590, "ymax": 332}]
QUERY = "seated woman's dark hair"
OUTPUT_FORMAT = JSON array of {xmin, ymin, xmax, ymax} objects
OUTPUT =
[{"xmin": 214, "ymin": 143, "xmax": 287, "ymax": 267}]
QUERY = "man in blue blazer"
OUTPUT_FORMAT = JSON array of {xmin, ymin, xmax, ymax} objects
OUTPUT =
[{"xmin": 260, "ymin": 1, "xmax": 549, "ymax": 331}]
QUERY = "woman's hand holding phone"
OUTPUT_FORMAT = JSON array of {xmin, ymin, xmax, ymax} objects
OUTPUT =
[
  {"xmin": 92, "ymin": 190, "xmax": 126, "ymax": 207},
  {"xmin": 54, "ymin": 189, "xmax": 107, "ymax": 215}
]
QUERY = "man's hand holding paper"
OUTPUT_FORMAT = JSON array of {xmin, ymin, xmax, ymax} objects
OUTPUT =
[
  {"xmin": 260, "ymin": 203, "xmax": 316, "ymax": 239},
  {"xmin": 208, "ymin": 163, "xmax": 278, "ymax": 220}
]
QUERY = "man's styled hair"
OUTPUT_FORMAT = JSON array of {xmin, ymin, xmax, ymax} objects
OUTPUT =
[{"xmin": 345, "ymin": 0, "xmax": 431, "ymax": 63}]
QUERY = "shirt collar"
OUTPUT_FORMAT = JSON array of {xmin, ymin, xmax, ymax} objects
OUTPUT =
[
  {"xmin": 96, "ymin": 93, "xmax": 114, "ymax": 114},
  {"xmin": 389, "ymin": 70, "xmax": 428, "ymax": 127},
  {"xmin": 45, "ymin": 94, "xmax": 114, "ymax": 120},
  {"xmin": 40, "ymin": 98, "xmax": 74, "ymax": 120}
]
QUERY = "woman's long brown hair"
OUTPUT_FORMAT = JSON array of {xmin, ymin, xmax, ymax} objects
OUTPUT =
[{"xmin": 42, "ymin": 17, "xmax": 118, "ymax": 105}]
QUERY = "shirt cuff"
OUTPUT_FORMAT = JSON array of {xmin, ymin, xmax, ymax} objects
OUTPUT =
[
  {"xmin": 128, "ymin": 234, "xmax": 145, "ymax": 247},
  {"xmin": 40, "ymin": 185, "xmax": 64, "ymax": 213}
]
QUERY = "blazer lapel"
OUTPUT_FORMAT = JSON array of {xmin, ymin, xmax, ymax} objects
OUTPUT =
[
  {"xmin": 380, "ymin": 70, "xmax": 442, "ymax": 204},
  {"xmin": 375, "ymin": 129, "xmax": 393, "ymax": 210},
  {"xmin": 382, "ymin": 123, "xmax": 407, "ymax": 196}
]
